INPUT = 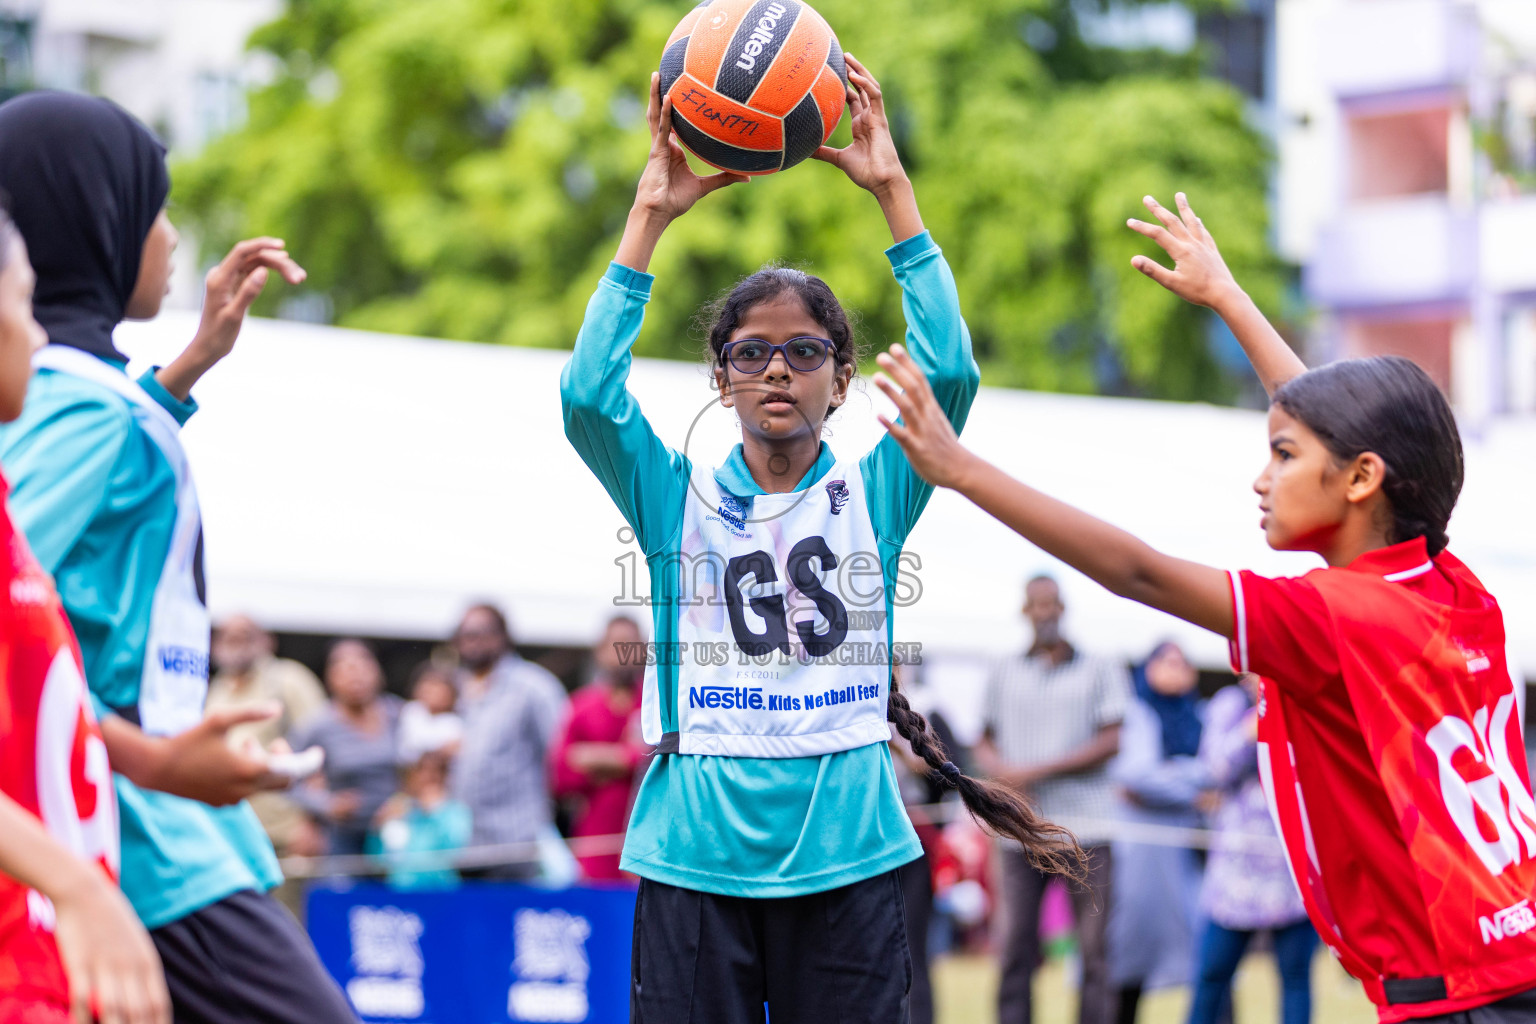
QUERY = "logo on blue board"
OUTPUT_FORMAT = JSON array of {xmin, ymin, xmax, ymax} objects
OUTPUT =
[
  {"xmin": 347, "ymin": 906, "xmax": 426, "ymax": 1019},
  {"xmin": 509, "ymin": 908, "xmax": 592, "ymax": 1023}
]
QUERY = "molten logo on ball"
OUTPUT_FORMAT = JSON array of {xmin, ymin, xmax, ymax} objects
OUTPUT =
[{"xmin": 734, "ymin": 2, "xmax": 789, "ymax": 72}]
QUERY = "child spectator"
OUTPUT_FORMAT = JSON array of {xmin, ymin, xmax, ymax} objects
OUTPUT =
[
  {"xmin": 398, "ymin": 662, "xmax": 463, "ymax": 764},
  {"xmin": 369, "ymin": 752, "xmax": 471, "ymax": 891}
]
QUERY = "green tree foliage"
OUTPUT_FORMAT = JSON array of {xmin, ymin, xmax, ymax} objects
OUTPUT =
[{"xmin": 176, "ymin": 0, "xmax": 1279, "ymax": 401}]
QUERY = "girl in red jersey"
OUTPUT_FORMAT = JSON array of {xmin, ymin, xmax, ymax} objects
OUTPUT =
[
  {"xmin": 873, "ymin": 192, "xmax": 1536, "ymax": 1023},
  {"xmin": 0, "ymin": 211, "xmax": 169, "ymax": 1024}
]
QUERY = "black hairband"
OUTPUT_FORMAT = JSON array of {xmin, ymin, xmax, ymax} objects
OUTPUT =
[{"xmin": 936, "ymin": 761, "xmax": 962, "ymax": 787}]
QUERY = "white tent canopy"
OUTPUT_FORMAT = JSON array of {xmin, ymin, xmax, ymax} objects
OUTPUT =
[{"xmin": 110, "ymin": 312, "xmax": 1536, "ymax": 735}]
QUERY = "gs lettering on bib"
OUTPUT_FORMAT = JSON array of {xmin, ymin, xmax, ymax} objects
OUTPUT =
[{"xmin": 643, "ymin": 462, "xmax": 890, "ymax": 758}]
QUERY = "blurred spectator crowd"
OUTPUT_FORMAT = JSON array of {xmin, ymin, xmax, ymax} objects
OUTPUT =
[
  {"xmin": 206, "ymin": 607, "xmax": 650, "ymax": 893},
  {"xmin": 207, "ymin": 582, "xmax": 1406, "ymax": 1024}
]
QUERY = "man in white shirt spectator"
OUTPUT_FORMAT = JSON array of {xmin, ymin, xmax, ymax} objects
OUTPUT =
[
  {"xmin": 978, "ymin": 576, "xmax": 1132, "ymax": 1024},
  {"xmin": 451, "ymin": 604, "xmax": 568, "ymax": 878}
]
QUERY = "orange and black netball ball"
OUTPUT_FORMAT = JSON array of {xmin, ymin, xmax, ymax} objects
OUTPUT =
[{"xmin": 659, "ymin": 0, "xmax": 849, "ymax": 175}]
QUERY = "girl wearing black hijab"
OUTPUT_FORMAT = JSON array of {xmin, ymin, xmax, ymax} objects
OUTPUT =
[{"xmin": 0, "ymin": 91, "xmax": 356, "ymax": 1024}]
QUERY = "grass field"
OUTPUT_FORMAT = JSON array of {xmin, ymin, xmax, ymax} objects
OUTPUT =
[{"xmin": 933, "ymin": 951, "xmax": 1376, "ymax": 1024}]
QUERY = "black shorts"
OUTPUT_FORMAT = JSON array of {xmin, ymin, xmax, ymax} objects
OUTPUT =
[
  {"xmin": 631, "ymin": 870, "xmax": 912, "ymax": 1024},
  {"xmin": 150, "ymin": 888, "xmax": 357, "ymax": 1024},
  {"xmin": 1415, "ymin": 987, "xmax": 1536, "ymax": 1024}
]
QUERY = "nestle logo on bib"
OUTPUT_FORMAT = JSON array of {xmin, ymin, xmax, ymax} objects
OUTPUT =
[
  {"xmin": 717, "ymin": 494, "xmax": 749, "ymax": 532},
  {"xmin": 158, "ymin": 645, "xmax": 209, "ymax": 680},
  {"xmin": 1480, "ymin": 899, "xmax": 1536, "ymax": 945},
  {"xmin": 689, "ymin": 685, "xmax": 764, "ymax": 710}
]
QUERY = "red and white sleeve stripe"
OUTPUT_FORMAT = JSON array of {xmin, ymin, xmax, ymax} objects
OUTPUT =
[{"xmin": 1227, "ymin": 570, "xmax": 1249, "ymax": 674}]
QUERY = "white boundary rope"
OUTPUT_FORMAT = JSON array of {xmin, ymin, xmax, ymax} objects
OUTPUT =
[{"xmin": 277, "ymin": 800, "xmax": 1283, "ymax": 880}]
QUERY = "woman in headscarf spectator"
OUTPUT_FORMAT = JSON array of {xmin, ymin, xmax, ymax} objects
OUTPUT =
[
  {"xmin": 1188, "ymin": 674, "xmax": 1316, "ymax": 1024},
  {"xmin": 549, "ymin": 616, "xmax": 649, "ymax": 881},
  {"xmin": 1108, "ymin": 641, "xmax": 1211, "ymax": 1023},
  {"xmin": 290, "ymin": 639, "xmax": 402, "ymax": 856}
]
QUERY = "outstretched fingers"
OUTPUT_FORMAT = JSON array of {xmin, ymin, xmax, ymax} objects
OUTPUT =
[
  {"xmin": 884, "ymin": 344, "xmax": 934, "ymax": 396},
  {"xmin": 872, "ymin": 372, "xmax": 911, "ymax": 421},
  {"xmin": 845, "ymin": 53, "xmax": 883, "ymax": 104},
  {"xmin": 1130, "ymin": 254, "xmax": 1179, "ymax": 289},
  {"xmin": 1142, "ymin": 195, "xmax": 1185, "ymax": 236},
  {"xmin": 242, "ymin": 248, "xmax": 306, "ymax": 285},
  {"xmin": 872, "ymin": 344, "xmax": 936, "ymax": 422},
  {"xmin": 871, "ymin": 371, "xmax": 914, "ymax": 444},
  {"xmin": 811, "ymin": 145, "xmax": 843, "ymax": 166},
  {"xmin": 1126, "ymin": 217, "xmax": 1176, "ymax": 255},
  {"xmin": 658, "ymin": 91, "xmax": 677, "ymax": 146},
  {"xmin": 646, "ymin": 72, "xmax": 662, "ymax": 139},
  {"xmin": 1174, "ymin": 191, "xmax": 1205, "ymax": 238},
  {"xmin": 232, "ymin": 268, "xmax": 270, "ymax": 313},
  {"xmin": 223, "ymin": 237, "xmax": 284, "ymax": 265},
  {"xmin": 700, "ymin": 169, "xmax": 751, "ymax": 194},
  {"xmin": 843, "ymin": 73, "xmax": 867, "ymax": 123}
]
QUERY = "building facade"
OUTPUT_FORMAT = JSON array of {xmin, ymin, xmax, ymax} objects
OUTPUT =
[
  {"xmin": 0, "ymin": 0, "xmax": 280, "ymax": 152},
  {"xmin": 1277, "ymin": 0, "xmax": 1536, "ymax": 423}
]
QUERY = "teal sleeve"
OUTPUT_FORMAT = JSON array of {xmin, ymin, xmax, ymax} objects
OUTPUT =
[
  {"xmin": 136, "ymin": 369, "xmax": 198, "ymax": 425},
  {"xmin": 1, "ymin": 393, "xmax": 131, "ymax": 574},
  {"xmin": 560, "ymin": 264, "xmax": 690, "ymax": 556},
  {"xmin": 860, "ymin": 232, "xmax": 981, "ymax": 546}
]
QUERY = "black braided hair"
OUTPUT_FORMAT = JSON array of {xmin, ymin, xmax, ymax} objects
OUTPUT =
[{"xmin": 887, "ymin": 673, "xmax": 1087, "ymax": 881}]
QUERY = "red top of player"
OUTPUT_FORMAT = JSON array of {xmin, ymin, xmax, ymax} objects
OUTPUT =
[
  {"xmin": 0, "ymin": 475, "xmax": 119, "ymax": 1010},
  {"xmin": 871, "ymin": 188, "xmax": 1536, "ymax": 1021},
  {"xmin": 1231, "ymin": 537, "xmax": 1536, "ymax": 1020}
]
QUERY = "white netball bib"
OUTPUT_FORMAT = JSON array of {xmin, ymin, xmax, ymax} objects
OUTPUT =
[
  {"xmin": 648, "ymin": 460, "xmax": 890, "ymax": 758},
  {"xmin": 34, "ymin": 346, "xmax": 211, "ymax": 736}
]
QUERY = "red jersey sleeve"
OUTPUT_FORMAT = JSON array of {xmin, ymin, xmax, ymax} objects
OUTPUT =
[{"xmin": 1227, "ymin": 569, "xmax": 1343, "ymax": 699}]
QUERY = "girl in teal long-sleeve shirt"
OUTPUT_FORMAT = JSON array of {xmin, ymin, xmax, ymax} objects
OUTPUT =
[
  {"xmin": 0, "ymin": 91, "xmax": 354, "ymax": 1024},
  {"xmin": 562, "ymin": 61, "xmax": 1079, "ymax": 1023}
]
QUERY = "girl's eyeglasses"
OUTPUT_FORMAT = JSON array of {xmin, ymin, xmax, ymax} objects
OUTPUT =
[{"xmin": 721, "ymin": 337, "xmax": 833, "ymax": 375}]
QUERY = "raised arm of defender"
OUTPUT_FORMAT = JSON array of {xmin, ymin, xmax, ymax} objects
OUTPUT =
[
  {"xmin": 1127, "ymin": 193, "xmax": 1306, "ymax": 397},
  {"xmin": 866, "ymin": 193, "xmax": 1304, "ymax": 640},
  {"xmin": 871, "ymin": 343, "xmax": 1236, "ymax": 638}
]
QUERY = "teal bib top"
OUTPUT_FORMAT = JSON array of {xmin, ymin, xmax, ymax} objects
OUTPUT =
[
  {"xmin": 0, "ymin": 359, "xmax": 281, "ymax": 928},
  {"xmin": 561, "ymin": 231, "xmax": 979, "ymax": 896}
]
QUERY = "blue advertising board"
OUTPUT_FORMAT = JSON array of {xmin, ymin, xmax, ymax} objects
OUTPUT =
[{"xmin": 307, "ymin": 883, "xmax": 638, "ymax": 1024}]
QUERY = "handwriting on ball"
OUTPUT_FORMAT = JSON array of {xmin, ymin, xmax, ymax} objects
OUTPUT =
[{"xmin": 677, "ymin": 87, "xmax": 762, "ymax": 139}]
